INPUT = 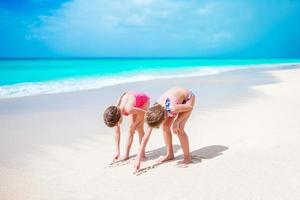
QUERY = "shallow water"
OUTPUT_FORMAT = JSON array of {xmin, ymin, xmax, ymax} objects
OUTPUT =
[{"xmin": 0, "ymin": 58, "xmax": 299, "ymax": 98}]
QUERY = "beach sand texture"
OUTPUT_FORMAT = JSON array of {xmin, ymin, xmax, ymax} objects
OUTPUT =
[{"xmin": 0, "ymin": 66, "xmax": 300, "ymax": 200}]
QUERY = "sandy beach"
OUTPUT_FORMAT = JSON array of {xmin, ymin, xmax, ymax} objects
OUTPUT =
[{"xmin": 1, "ymin": 65, "xmax": 300, "ymax": 200}]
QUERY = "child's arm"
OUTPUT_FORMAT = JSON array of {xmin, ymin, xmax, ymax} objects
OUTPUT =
[
  {"xmin": 134, "ymin": 125, "xmax": 153, "ymax": 171},
  {"xmin": 123, "ymin": 102, "xmax": 146, "ymax": 115},
  {"xmin": 171, "ymin": 104, "xmax": 193, "ymax": 113},
  {"xmin": 115, "ymin": 92, "xmax": 126, "ymax": 106},
  {"xmin": 113, "ymin": 125, "xmax": 121, "ymax": 162},
  {"xmin": 129, "ymin": 107, "xmax": 146, "ymax": 115}
]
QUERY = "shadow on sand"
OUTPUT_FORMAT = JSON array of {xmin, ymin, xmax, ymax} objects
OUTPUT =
[
  {"xmin": 107, "ymin": 145, "xmax": 181, "ymax": 168},
  {"xmin": 134, "ymin": 145, "xmax": 228, "ymax": 176},
  {"xmin": 179, "ymin": 145, "xmax": 228, "ymax": 164},
  {"xmin": 145, "ymin": 144, "xmax": 181, "ymax": 161}
]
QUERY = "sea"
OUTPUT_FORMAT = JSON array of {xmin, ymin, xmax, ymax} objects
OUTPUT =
[{"xmin": 0, "ymin": 58, "xmax": 299, "ymax": 99}]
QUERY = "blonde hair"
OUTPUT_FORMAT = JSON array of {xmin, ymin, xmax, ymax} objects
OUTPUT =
[
  {"xmin": 145, "ymin": 104, "xmax": 165, "ymax": 128},
  {"xmin": 103, "ymin": 106, "xmax": 121, "ymax": 127}
]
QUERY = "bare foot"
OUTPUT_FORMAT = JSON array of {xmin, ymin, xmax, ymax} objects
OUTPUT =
[
  {"xmin": 157, "ymin": 154, "xmax": 174, "ymax": 163},
  {"xmin": 182, "ymin": 157, "xmax": 192, "ymax": 165},
  {"xmin": 177, "ymin": 157, "xmax": 192, "ymax": 168},
  {"xmin": 140, "ymin": 155, "xmax": 147, "ymax": 162},
  {"xmin": 118, "ymin": 155, "xmax": 129, "ymax": 161}
]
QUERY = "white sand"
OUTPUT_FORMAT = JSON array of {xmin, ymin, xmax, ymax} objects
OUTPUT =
[{"xmin": 1, "ymin": 67, "xmax": 300, "ymax": 200}]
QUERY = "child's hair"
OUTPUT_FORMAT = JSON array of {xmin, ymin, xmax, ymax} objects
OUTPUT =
[
  {"xmin": 145, "ymin": 104, "xmax": 165, "ymax": 128},
  {"xmin": 103, "ymin": 106, "xmax": 121, "ymax": 127}
]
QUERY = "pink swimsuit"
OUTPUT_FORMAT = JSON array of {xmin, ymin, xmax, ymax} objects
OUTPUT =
[
  {"xmin": 130, "ymin": 91, "xmax": 150, "ymax": 108},
  {"xmin": 123, "ymin": 91, "xmax": 149, "ymax": 116}
]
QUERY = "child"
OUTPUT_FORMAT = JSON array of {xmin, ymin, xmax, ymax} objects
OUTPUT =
[
  {"xmin": 103, "ymin": 91, "xmax": 150, "ymax": 162},
  {"xmin": 134, "ymin": 87, "xmax": 195, "ymax": 171}
]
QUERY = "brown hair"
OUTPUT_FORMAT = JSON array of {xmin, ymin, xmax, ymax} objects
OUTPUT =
[
  {"xmin": 103, "ymin": 106, "xmax": 121, "ymax": 127},
  {"xmin": 145, "ymin": 104, "xmax": 165, "ymax": 128}
]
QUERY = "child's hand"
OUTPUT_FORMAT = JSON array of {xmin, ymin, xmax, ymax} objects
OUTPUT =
[
  {"xmin": 113, "ymin": 152, "xmax": 120, "ymax": 162},
  {"xmin": 134, "ymin": 161, "xmax": 141, "ymax": 172},
  {"xmin": 172, "ymin": 124, "xmax": 180, "ymax": 135}
]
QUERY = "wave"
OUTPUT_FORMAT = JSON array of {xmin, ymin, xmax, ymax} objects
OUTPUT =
[{"xmin": 0, "ymin": 63, "xmax": 297, "ymax": 99}]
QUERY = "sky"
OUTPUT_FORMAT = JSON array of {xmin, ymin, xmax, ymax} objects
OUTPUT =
[{"xmin": 0, "ymin": 0, "xmax": 300, "ymax": 58}]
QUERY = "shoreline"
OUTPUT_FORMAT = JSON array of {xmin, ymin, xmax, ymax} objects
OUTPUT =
[
  {"xmin": 0, "ymin": 64, "xmax": 297, "ymax": 115},
  {"xmin": 0, "ymin": 62, "xmax": 299, "ymax": 100},
  {"xmin": 1, "ymin": 65, "xmax": 300, "ymax": 199}
]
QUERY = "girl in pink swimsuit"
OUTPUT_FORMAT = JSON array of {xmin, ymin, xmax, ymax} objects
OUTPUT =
[
  {"xmin": 103, "ymin": 91, "xmax": 150, "ymax": 162},
  {"xmin": 134, "ymin": 88, "xmax": 195, "ymax": 172}
]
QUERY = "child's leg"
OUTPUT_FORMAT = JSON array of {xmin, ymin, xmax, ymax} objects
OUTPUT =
[
  {"xmin": 123, "ymin": 114, "xmax": 137, "ymax": 160},
  {"xmin": 136, "ymin": 121, "xmax": 146, "ymax": 161},
  {"xmin": 136, "ymin": 100, "xmax": 150, "ymax": 143},
  {"xmin": 174, "ymin": 113, "xmax": 192, "ymax": 164},
  {"xmin": 172, "ymin": 95, "xmax": 195, "ymax": 164},
  {"xmin": 135, "ymin": 100, "xmax": 150, "ymax": 160},
  {"xmin": 136, "ymin": 121, "xmax": 145, "ymax": 143},
  {"xmin": 123, "ymin": 100, "xmax": 149, "ymax": 161},
  {"xmin": 158, "ymin": 117, "xmax": 176, "ymax": 163}
]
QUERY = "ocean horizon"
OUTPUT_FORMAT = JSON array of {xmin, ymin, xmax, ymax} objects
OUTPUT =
[{"xmin": 1, "ymin": 58, "xmax": 300, "ymax": 99}]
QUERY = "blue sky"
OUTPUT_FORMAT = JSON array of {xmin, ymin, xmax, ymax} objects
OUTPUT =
[{"xmin": 0, "ymin": 0, "xmax": 300, "ymax": 58}]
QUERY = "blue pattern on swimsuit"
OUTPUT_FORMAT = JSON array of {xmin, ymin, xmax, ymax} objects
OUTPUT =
[{"xmin": 165, "ymin": 98, "xmax": 174, "ymax": 117}]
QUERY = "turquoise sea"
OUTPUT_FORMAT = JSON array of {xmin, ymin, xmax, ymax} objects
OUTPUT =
[{"xmin": 0, "ymin": 58, "xmax": 299, "ymax": 99}]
